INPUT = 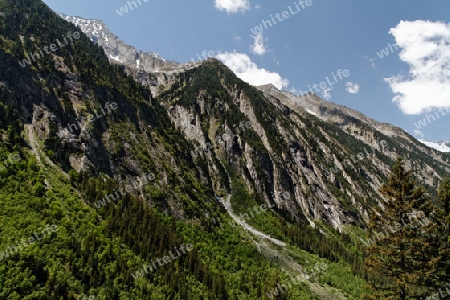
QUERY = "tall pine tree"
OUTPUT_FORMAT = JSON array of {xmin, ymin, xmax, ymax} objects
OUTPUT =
[
  {"xmin": 425, "ymin": 176, "xmax": 450, "ymax": 289},
  {"xmin": 437, "ymin": 176, "xmax": 450, "ymax": 283},
  {"xmin": 364, "ymin": 157, "xmax": 434, "ymax": 299}
]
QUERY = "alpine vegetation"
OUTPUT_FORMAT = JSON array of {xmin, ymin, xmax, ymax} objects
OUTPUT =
[
  {"xmin": 365, "ymin": 210, "xmax": 431, "ymax": 246},
  {"xmin": 67, "ymin": 102, "xmax": 118, "ymax": 133},
  {"xmin": 265, "ymin": 262, "xmax": 328, "ymax": 298},
  {"xmin": 93, "ymin": 172, "xmax": 156, "ymax": 209},
  {"xmin": 227, "ymin": 203, "xmax": 275, "ymax": 228},
  {"xmin": 329, "ymin": 140, "xmax": 388, "ymax": 174},
  {"xmin": 0, "ymin": 225, "xmax": 58, "ymax": 262},
  {"xmin": 132, "ymin": 244, "xmax": 194, "ymax": 280},
  {"xmin": 422, "ymin": 283, "xmax": 450, "ymax": 300},
  {"xmin": 3, "ymin": 1, "xmax": 450, "ymax": 298},
  {"xmin": 189, "ymin": 49, "xmax": 217, "ymax": 66},
  {"xmin": 18, "ymin": 31, "xmax": 81, "ymax": 68},
  {"xmin": 0, "ymin": 153, "xmax": 20, "ymax": 172}
]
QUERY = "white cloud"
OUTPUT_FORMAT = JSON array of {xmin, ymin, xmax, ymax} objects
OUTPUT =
[
  {"xmin": 385, "ymin": 20, "xmax": 450, "ymax": 115},
  {"xmin": 413, "ymin": 129, "xmax": 424, "ymax": 139},
  {"xmin": 346, "ymin": 82, "xmax": 360, "ymax": 94},
  {"xmin": 216, "ymin": 52, "xmax": 289, "ymax": 89},
  {"xmin": 250, "ymin": 32, "xmax": 267, "ymax": 56},
  {"xmin": 322, "ymin": 87, "xmax": 333, "ymax": 100},
  {"xmin": 215, "ymin": 0, "xmax": 249, "ymax": 13}
]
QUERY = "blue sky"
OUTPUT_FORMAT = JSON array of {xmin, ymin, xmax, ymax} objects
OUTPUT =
[{"xmin": 42, "ymin": 0, "xmax": 450, "ymax": 142}]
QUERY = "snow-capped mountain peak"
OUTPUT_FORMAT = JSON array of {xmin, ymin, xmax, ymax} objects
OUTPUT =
[
  {"xmin": 58, "ymin": 13, "xmax": 177, "ymax": 72},
  {"xmin": 418, "ymin": 140, "xmax": 450, "ymax": 153}
]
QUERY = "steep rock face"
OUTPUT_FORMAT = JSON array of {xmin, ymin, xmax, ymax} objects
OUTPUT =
[
  {"xmin": 258, "ymin": 85, "xmax": 450, "ymax": 186},
  {"xmin": 153, "ymin": 63, "xmax": 364, "ymax": 229},
  {"xmin": 57, "ymin": 14, "xmax": 450, "ymax": 231},
  {"xmin": 154, "ymin": 61, "xmax": 450, "ymax": 231},
  {"xmin": 258, "ymin": 84, "xmax": 403, "ymax": 138},
  {"xmin": 1, "ymin": 7, "xmax": 226, "ymax": 226}
]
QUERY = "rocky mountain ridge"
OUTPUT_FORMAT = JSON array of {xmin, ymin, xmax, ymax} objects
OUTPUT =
[
  {"xmin": 418, "ymin": 140, "xmax": 450, "ymax": 152},
  {"xmin": 59, "ymin": 14, "xmax": 450, "ymax": 231},
  {"xmin": 58, "ymin": 13, "xmax": 180, "ymax": 73},
  {"xmin": 259, "ymin": 83, "xmax": 450, "ymax": 154}
]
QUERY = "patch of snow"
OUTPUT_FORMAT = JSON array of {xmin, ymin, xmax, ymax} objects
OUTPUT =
[
  {"xmin": 109, "ymin": 54, "xmax": 122, "ymax": 62},
  {"xmin": 305, "ymin": 108, "xmax": 317, "ymax": 117},
  {"xmin": 419, "ymin": 140, "xmax": 450, "ymax": 152}
]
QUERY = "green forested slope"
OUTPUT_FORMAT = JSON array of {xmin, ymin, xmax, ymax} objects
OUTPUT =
[
  {"xmin": 3, "ymin": 0, "xmax": 448, "ymax": 299},
  {"xmin": 0, "ymin": 0, "xmax": 366, "ymax": 299}
]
